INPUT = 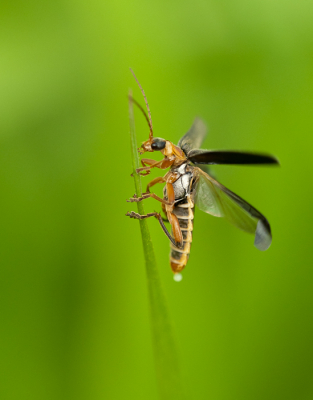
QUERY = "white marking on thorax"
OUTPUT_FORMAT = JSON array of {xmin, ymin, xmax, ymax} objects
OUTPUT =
[
  {"xmin": 176, "ymin": 163, "xmax": 187, "ymax": 175},
  {"xmin": 181, "ymin": 173, "xmax": 191, "ymax": 192}
]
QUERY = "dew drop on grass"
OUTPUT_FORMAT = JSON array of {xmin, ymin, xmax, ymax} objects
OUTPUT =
[{"xmin": 173, "ymin": 273, "xmax": 183, "ymax": 282}]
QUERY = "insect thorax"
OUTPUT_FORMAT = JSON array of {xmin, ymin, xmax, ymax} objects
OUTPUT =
[{"xmin": 164, "ymin": 162, "xmax": 194, "ymax": 201}]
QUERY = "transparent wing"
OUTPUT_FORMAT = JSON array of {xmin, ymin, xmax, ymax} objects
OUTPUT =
[
  {"xmin": 177, "ymin": 118, "xmax": 207, "ymax": 155},
  {"xmin": 194, "ymin": 168, "xmax": 272, "ymax": 251}
]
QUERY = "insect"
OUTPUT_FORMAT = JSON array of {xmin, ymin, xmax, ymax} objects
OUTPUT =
[{"xmin": 126, "ymin": 69, "xmax": 279, "ymax": 280}]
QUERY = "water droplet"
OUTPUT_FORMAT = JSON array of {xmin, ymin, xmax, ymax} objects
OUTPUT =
[{"xmin": 173, "ymin": 273, "xmax": 183, "ymax": 282}]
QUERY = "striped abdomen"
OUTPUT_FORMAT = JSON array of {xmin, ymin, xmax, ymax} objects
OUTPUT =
[{"xmin": 170, "ymin": 195, "xmax": 194, "ymax": 273}]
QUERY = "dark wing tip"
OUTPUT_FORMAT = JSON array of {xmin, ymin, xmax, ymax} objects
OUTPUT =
[
  {"xmin": 188, "ymin": 150, "xmax": 280, "ymax": 166},
  {"xmin": 260, "ymin": 154, "xmax": 280, "ymax": 166},
  {"xmin": 271, "ymin": 156, "xmax": 280, "ymax": 166},
  {"xmin": 254, "ymin": 219, "xmax": 272, "ymax": 251}
]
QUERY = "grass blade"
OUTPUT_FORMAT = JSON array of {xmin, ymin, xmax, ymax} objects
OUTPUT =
[{"xmin": 128, "ymin": 92, "xmax": 186, "ymax": 399}]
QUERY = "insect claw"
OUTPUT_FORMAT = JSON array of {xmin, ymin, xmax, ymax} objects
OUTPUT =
[
  {"xmin": 127, "ymin": 195, "xmax": 135, "ymax": 202},
  {"xmin": 126, "ymin": 196, "xmax": 138, "ymax": 203},
  {"xmin": 136, "ymin": 169, "xmax": 151, "ymax": 176},
  {"xmin": 127, "ymin": 192, "xmax": 150, "ymax": 203},
  {"xmin": 126, "ymin": 211, "xmax": 143, "ymax": 220}
]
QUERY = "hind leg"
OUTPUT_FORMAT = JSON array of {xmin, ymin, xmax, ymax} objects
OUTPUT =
[{"xmin": 126, "ymin": 211, "xmax": 182, "ymax": 247}]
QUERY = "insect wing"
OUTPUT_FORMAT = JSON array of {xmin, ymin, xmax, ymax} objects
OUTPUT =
[
  {"xmin": 178, "ymin": 118, "xmax": 207, "ymax": 155},
  {"xmin": 194, "ymin": 169, "xmax": 272, "ymax": 251},
  {"xmin": 188, "ymin": 150, "xmax": 279, "ymax": 165}
]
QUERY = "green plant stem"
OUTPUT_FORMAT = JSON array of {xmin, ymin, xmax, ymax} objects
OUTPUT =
[{"xmin": 128, "ymin": 92, "xmax": 185, "ymax": 400}]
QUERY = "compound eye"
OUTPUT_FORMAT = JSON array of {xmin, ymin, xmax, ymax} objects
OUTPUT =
[{"xmin": 151, "ymin": 138, "xmax": 166, "ymax": 151}]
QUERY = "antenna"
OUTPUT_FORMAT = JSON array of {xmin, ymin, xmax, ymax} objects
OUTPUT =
[
  {"xmin": 128, "ymin": 95, "xmax": 151, "ymax": 133},
  {"xmin": 129, "ymin": 68, "xmax": 153, "ymax": 139}
]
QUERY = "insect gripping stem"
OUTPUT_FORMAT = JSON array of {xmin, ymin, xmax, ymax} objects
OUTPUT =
[{"xmin": 128, "ymin": 92, "xmax": 185, "ymax": 399}]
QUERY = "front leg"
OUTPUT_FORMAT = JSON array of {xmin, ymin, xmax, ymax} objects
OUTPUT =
[
  {"xmin": 130, "ymin": 159, "xmax": 156, "ymax": 177},
  {"xmin": 136, "ymin": 158, "xmax": 174, "ymax": 175},
  {"xmin": 132, "ymin": 159, "xmax": 160, "ymax": 176}
]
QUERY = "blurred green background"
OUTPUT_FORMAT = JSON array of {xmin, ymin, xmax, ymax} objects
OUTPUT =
[{"xmin": 1, "ymin": 1, "xmax": 313, "ymax": 399}]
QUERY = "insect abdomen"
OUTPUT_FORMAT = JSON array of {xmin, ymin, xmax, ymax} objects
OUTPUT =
[{"xmin": 170, "ymin": 195, "xmax": 194, "ymax": 273}]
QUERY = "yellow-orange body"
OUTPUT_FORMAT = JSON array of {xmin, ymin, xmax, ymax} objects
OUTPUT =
[{"xmin": 132, "ymin": 135, "xmax": 198, "ymax": 273}]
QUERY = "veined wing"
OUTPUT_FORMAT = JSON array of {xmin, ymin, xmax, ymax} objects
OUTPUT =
[
  {"xmin": 194, "ymin": 168, "xmax": 272, "ymax": 251},
  {"xmin": 177, "ymin": 118, "xmax": 207, "ymax": 155}
]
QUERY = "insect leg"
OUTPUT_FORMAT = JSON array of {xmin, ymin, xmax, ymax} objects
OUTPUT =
[
  {"xmin": 126, "ymin": 211, "xmax": 158, "ymax": 220},
  {"xmin": 126, "ymin": 211, "xmax": 181, "ymax": 247},
  {"xmin": 135, "ymin": 159, "xmax": 162, "ymax": 176},
  {"xmin": 129, "ymin": 159, "xmax": 158, "ymax": 177},
  {"xmin": 136, "ymin": 158, "xmax": 174, "ymax": 175},
  {"xmin": 163, "ymin": 181, "xmax": 183, "ymax": 247},
  {"xmin": 162, "ymin": 203, "xmax": 169, "ymax": 222},
  {"xmin": 145, "ymin": 176, "xmax": 166, "ymax": 192},
  {"xmin": 167, "ymin": 212, "xmax": 184, "ymax": 247},
  {"xmin": 126, "ymin": 192, "xmax": 173, "ymax": 206},
  {"xmin": 140, "ymin": 158, "xmax": 158, "ymax": 167},
  {"xmin": 128, "ymin": 175, "xmax": 167, "ymax": 209}
]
